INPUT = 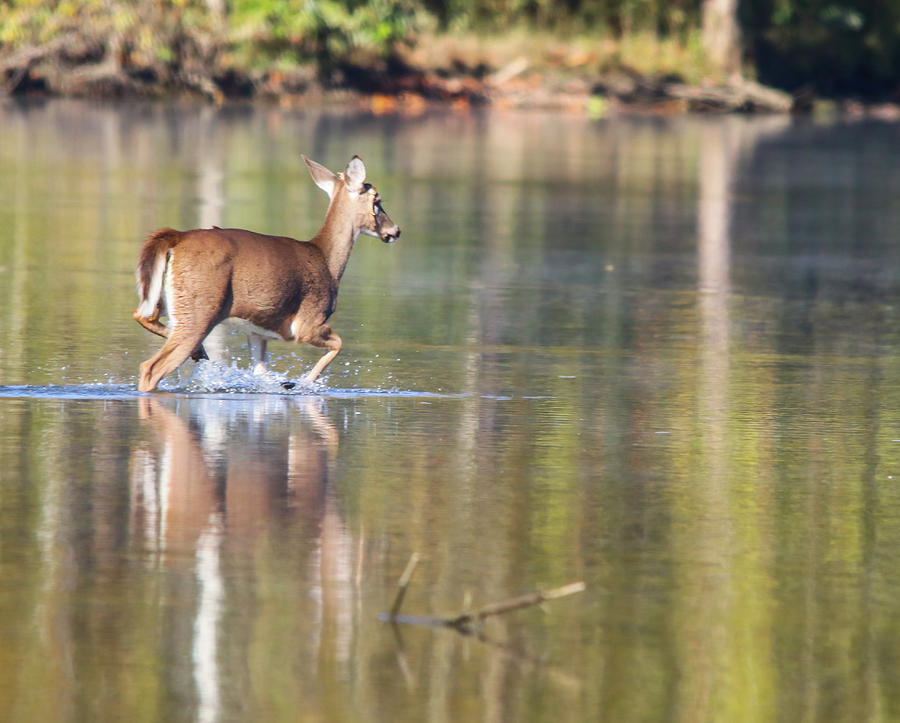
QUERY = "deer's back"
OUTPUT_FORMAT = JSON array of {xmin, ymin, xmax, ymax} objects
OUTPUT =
[{"xmin": 173, "ymin": 227, "xmax": 334, "ymax": 333}]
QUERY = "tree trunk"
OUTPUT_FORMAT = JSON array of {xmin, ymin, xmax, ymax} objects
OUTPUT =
[
  {"xmin": 205, "ymin": 0, "xmax": 227, "ymax": 25},
  {"xmin": 702, "ymin": 0, "xmax": 742, "ymax": 80}
]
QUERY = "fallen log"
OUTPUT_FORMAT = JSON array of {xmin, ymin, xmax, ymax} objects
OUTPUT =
[
  {"xmin": 666, "ymin": 78, "xmax": 793, "ymax": 113},
  {"xmin": 592, "ymin": 68, "xmax": 793, "ymax": 113}
]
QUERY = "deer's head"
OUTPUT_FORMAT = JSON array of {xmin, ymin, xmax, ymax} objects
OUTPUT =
[{"xmin": 303, "ymin": 154, "xmax": 401, "ymax": 244}]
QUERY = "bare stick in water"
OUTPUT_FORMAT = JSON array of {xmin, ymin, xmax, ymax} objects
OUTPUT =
[
  {"xmin": 390, "ymin": 552, "xmax": 420, "ymax": 617},
  {"xmin": 382, "ymin": 560, "xmax": 585, "ymax": 632},
  {"xmin": 446, "ymin": 581, "xmax": 586, "ymax": 632}
]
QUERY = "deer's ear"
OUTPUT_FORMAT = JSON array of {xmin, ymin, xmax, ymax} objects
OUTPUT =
[
  {"xmin": 344, "ymin": 156, "xmax": 366, "ymax": 193},
  {"xmin": 303, "ymin": 155, "xmax": 339, "ymax": 198}
]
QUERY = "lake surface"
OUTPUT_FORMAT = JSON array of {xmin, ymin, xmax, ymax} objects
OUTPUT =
[{"xmin": 1, "ymin": 99, "xmax": 900, "ymax": 722}]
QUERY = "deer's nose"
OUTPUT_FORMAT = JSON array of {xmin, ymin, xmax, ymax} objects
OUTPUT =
[{"xmin": 382, "ymin": 225, "xmax": 401, "ymax": 244}]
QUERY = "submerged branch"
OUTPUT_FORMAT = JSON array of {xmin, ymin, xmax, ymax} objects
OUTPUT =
[
  {"xmin": 380, "ymin": 554, "xmax": 585, "ymax": 689},
  {"xmin": 381, "ymin": 552, "xmax": 584, "ymax": 635},
  {"xmin": 445, "ymin": 581, "xmax": 586, "ymax": 632}
]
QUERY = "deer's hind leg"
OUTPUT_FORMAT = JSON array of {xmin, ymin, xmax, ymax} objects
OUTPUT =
[
  {"xmin": 137, "ymin": 284, "xmax": 228, "ymax": 391},
  {"xmin": 138, "ymin": 324, "xmax": 215, "ymax": 392},
  {"xmin": 133, "ymin": 308, "xmax": 208, "ymax": 361}
]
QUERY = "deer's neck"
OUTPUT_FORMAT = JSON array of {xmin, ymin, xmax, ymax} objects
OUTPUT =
[{"xmin": 311, "ymin": 202, "xmax": 359, "ymax": 283}]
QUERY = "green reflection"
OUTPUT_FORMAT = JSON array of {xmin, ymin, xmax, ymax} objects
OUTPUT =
[{"xmin": 1, "ymin": 101, "xmax": 900, "ymax": 722}]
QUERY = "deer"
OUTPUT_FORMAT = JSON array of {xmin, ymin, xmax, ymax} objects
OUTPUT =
[{"xmin": 132, "ymin": 154, "xmax": 400, "ymax": 392}]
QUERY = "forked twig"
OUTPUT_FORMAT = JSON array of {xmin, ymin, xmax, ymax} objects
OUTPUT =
[
  {"xmin": 381, "ymin": 554, "xmax": 585, "ymax": 691},
  {"xmin": 445, "ymin": 581, "xmax": 586, "ymax": 633},
  {"xmin": 381, "ymin": 553, "xmax": 585, "ymax": 634}
]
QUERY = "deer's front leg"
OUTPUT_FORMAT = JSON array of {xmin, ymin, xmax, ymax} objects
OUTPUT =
[
  {"xmin": 303, "ymin": 327, "xmax": 342, "ymax": 383},
  {"xmin": 248, "ymin": 334, "xmax": 269, "ymax": 375}
]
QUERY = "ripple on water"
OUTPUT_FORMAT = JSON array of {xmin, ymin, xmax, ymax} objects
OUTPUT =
[{"xmin": 0, "ymin": 361, "xmax": 464, "ymax": 400}]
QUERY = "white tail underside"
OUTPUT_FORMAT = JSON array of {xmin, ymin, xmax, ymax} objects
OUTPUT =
[
  {"xmin": 162, "ymin": 253, "xmax": 177, "ymax": 328},
  {"xmin": 136, "ymin": 251, "xmax": 169, "ymax": 319}
]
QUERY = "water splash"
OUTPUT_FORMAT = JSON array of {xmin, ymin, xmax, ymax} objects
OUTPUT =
[{"xmin": 170, "ymin": 360, "xmax": 317, "ymax": 395}]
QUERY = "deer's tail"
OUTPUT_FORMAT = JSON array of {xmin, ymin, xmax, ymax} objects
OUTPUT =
[{"xmin": 135, "ymin": 228, "xmax": 181, "ymax": 319}]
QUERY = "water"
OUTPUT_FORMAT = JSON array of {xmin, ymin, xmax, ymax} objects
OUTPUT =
[{"xmin": 2, "ymin": 99, "xmax": 900, "ymax": 721}]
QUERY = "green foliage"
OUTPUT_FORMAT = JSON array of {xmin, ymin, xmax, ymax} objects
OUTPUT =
[
  {"xmin": 0, "ymin": 0, "xmax": 704, "ymax": 60},
  {"xmin": 0, "ymin": 0, "xmax": 79, "ymax": 45},
  {"xmin": 229, "ymin": 0, "xmax": 418, "ymax": 66},
  {"xmin": 0, "ymin": 0, "xmax": 418, "ymax": 68},
  {"xmin": 742, "ymin": 0, "xmax": 900, "ymax": 97},
  {"xmin": 3, "ymin": 0, "xmax": 900, "ymax": 98},
  {"xmin": 0, "ymin": 0, "xmax": 220, "ymax": 71},
  {"xmin": 422, "ymin": 0, "xmax": 702, "ymax": 35}
]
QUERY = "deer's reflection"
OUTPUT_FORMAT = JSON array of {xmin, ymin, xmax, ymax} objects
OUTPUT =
[
  {"xmin": 132, "ymin": 396, "xmax": 340, "ymax": 548},
  {"xmin": 130, "ymin": 396, "xmax": 351, "ymax": 721}
]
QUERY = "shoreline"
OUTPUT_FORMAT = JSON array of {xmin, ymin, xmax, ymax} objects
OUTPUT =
[{"xmin": 5, "ymin": 38, "xmax": 900, "ymax": 120}]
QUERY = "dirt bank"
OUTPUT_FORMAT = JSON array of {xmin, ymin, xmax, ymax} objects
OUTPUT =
[{"xmin": 0, "ymin": 30, "xmax": 809, "ymax": 116}]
